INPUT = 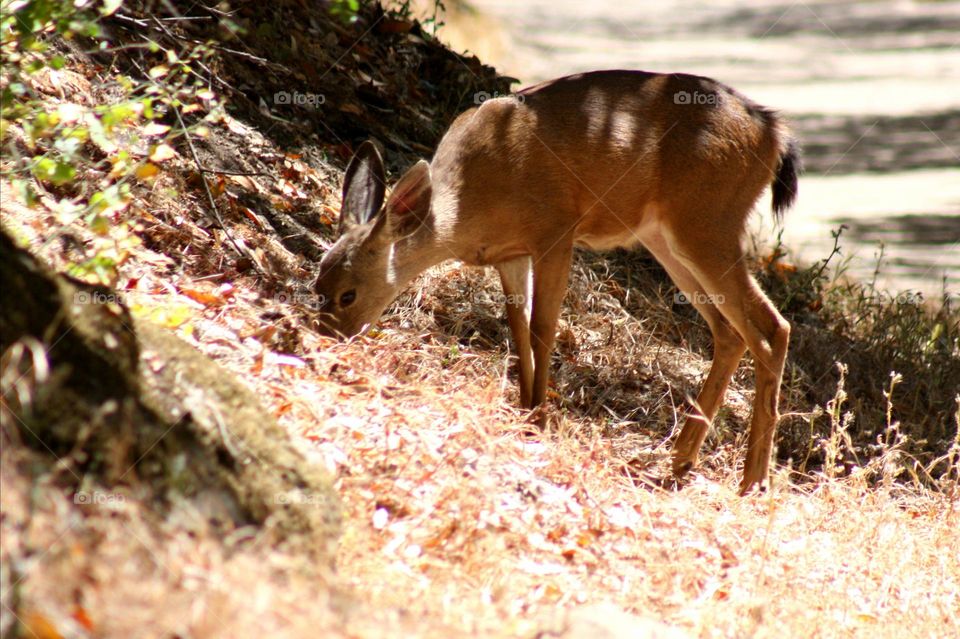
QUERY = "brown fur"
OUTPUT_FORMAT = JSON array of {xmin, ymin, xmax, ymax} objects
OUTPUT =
[{"xmin": 316, "ymin": 70, "xmax": 800, "ymax": 494}]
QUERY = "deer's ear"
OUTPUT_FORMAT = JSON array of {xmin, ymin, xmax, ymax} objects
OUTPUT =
[
  {"xmin": 340, "ymin": 141, "xmax": 386, "ymax": 234},
  {"xmin": 384, "ymin": 160, "xmax": 432, "ymax": 238}
]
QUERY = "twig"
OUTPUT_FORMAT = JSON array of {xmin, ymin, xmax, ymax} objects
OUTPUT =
[
  {"xmin": 146, "ymin": 14, "xmax": 275, "ymax": 68},
  {"xmin": 213, "ymin": 46, "xmax": 270, "ymax": 65},
  {"xmin": 197, "ymin": 167, "xmax": 269, "ymax": 177},
  {"xmin": 112, "ymin": 13, "xmax": 148, "ymax": 27},
  {"xmin": 173, "ymin": 106, "xmax": 265, "ymax": 279},
  {"xmin": 158, "ymin": 16, "xmax": 213, "ymax": 22},
  {"xmin": 114, "ymin": 17, "xmax": 242, "ymax": 114},
  {"xmin": 201, "ymin": 4, "xmax": 239, "ymax": 18},
  {"xmin": 148, "ymin": 14, "xmax": 185, "ymax": 44}
]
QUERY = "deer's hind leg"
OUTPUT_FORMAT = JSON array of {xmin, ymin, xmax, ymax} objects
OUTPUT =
[
  {"xmin": 660, "ymin": 225, "xmax": 790, "ymax": 494},
  {"xmin": 642, "ymin": 231, "xmax": 747, "ymax": 480}
]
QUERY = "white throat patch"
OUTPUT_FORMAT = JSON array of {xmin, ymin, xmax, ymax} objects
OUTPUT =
[{"xmin": 386, "ymin": 242, "xmax": 398, "ymax": 285}]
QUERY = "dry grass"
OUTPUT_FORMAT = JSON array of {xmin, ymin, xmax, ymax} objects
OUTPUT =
[{"xmin": 277, "ymin": 265, "xmax": 960, "ymax": 638}]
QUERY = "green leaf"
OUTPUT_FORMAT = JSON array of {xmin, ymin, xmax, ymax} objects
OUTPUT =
[
  {"xmin": 32, "ymin": 157, "xmax": 77, "ymax": 186},
  {"xmin": 12, "ymin": 178, "xmax": 38, "ymax": 207},
  {"xmin": 88, "ymin": 213, "xmax": 111, "ymax": 235},
  {"xmin": 99, "ymin": 101, "xmax": 138, "ymax": 131},
  {"xmin": 52, "ymin": 160, "xmax": 77, "ymax": 185},
  {"xmin": 101, "ymin": 0, "xmax": 125, "ymax": 17},
  {"xmin": 87, "ymin": 184, "xmax": 129, "ymax": 216},
  {"xmin": 148, "ymin": 65, "xmax": 169, "ymax": 80},
  {"xmin": 86, "ymin": 116, "xmax": 114, "ymax": 153}
]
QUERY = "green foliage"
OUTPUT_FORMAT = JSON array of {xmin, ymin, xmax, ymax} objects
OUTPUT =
[
  {"xmin": 420, "ymin": 0, "xmax": 447, "ymax": 35},
  {"xmin": 327, "ymin": 0, "xmax": 446, "ymax": 35},
  {"xmin": 1, "ymin": 0, "xmax": 223, "ymax": 285},
  {"xmin": 760, "ymin": 225, "xmax": 959, "ymax": 480},
  {"xmin": 328, "ymin": 0, "xmax": 362, "ymax": 24}
]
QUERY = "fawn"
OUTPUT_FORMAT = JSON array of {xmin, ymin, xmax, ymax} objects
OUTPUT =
[{"xmin": 314, "ymin": 70, "xmax": 800, "ymax": 493}]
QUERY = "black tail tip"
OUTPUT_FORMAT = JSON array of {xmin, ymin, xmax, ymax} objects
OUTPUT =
[{"xmin": 772, "ymin": 138, "xmax": 802, "ymax": 219}]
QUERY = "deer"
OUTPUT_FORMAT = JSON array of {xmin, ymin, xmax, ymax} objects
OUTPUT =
[{"xmin": 313, "ymin": 70, "xmax": 800, "ymax": 494}]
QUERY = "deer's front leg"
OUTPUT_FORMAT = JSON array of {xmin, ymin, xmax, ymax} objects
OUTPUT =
[
  {"xmin": 528, "ymin": 245, "xmax": 573, "ymax": 408},
  {"xmin": 497, "ymin": 257, "xmax": 534, "ymax": 408}
]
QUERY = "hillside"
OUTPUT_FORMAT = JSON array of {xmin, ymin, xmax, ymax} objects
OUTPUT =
[{"xmin": 1, "ymin": 1, "xmax": 958, "ymax": 637}]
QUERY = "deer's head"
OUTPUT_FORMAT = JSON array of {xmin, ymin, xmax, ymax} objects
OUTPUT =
[{"xmin": 314, "ymin": 142, "xmax": 433, "ymax": 337}]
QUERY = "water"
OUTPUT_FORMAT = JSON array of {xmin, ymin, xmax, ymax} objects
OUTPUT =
[{"xmin": 451, "ymin": 0, "xmax": 960, "ymax": 299}]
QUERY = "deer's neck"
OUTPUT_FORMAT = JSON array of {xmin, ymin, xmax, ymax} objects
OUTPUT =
[{"xmin": 387, "ymin": 226, "xmax": 451, "ymax": 289}]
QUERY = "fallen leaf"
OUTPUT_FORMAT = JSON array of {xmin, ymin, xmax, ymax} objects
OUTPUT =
[
  {"xmin": 20, "ymin": 609, "xmax": 64, "ymax": 639},
  {"xmin": 227, "ymin": 174, "xmax": 259, "ymax": 192},
  {"xmin": 376, "ymin": 18, "xmax": 414, "ymax": 34},
  {"xmin": 135, "ymin": 162, "xmax": 160, "ymax": 180},
  {"xmin": 149, "ymin": 143, "xmax": 176, "ymax": 162},
  {"xmin": 267, "ymin": 352, "xmax": 306, "ymax": 368},
  {"xmin": 180, "ymin": 287, "xmax": 223, "ymax": 307},
  {"xmin": 239, "ymin": 205, "xmax": 264, "ymax": 229},
  {"xmin": 209, "ymin": 176, "xmax": 226, "ymax": 198},
  {"xmin": 142, "ymin": 122, "xmax": 171, "ymax": 137},
  {"xmin": 72, "ymin": 605, "xmax": 95, "ymax": 631}
]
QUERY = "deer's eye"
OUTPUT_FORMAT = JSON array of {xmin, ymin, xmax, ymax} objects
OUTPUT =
[{"xmin": 339, "ymin": 289, "xmax": 357, "ymax": 307}]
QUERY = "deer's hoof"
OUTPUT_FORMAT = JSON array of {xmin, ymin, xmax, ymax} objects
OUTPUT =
[
  {"xmin": 738, "ymin": 475, "xmax": 769, "ymax": 497},
  {"xmin": 671, "ymin": 457, "xmax": 695, "ymax": 479}
]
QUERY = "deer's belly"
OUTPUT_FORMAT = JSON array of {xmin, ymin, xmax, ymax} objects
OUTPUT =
[
  {"xmin": 464, "ymin": 244, "xmax": 531, "ymax": 267},
  {"xmin": 574, "ymin": 227, "xmax": 646, "ymax": 251},
  {"xmin": 574, "ymin": 208, "xmax": 657, "ymax": 251}
]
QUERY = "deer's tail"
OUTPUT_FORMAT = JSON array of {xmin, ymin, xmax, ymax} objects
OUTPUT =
[{"xmin": 772, "ymin": 137, "xmax": 801, "ymax": 219}]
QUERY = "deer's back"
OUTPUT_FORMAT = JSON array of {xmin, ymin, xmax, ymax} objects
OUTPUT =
[{"xmin": 430, "ymin": 71, "xmax": 785, "ymax": 261}]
